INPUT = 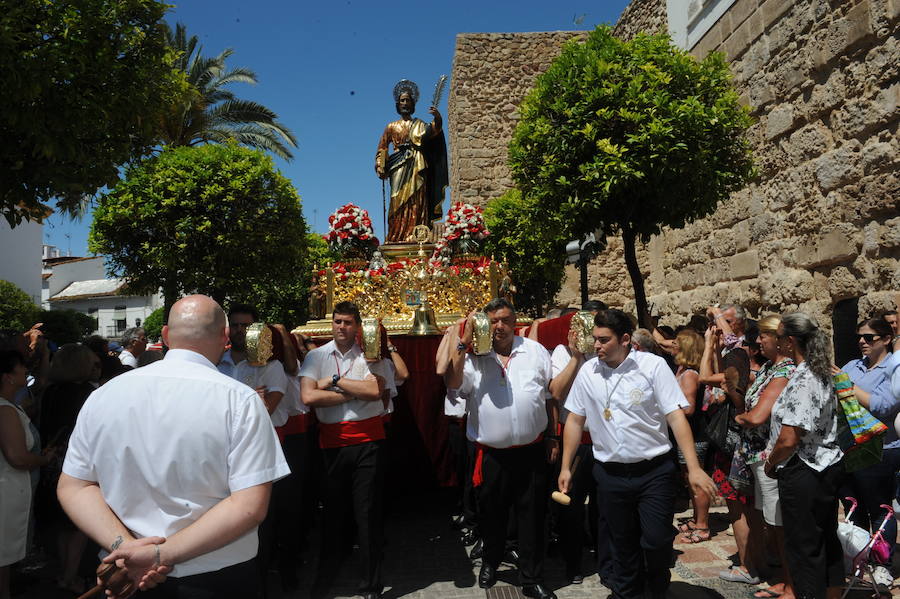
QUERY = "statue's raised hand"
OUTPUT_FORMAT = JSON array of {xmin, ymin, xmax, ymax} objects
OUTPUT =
[{"xmin": 429, "ymin": 106, "xmax": 442, "ymax": 127}]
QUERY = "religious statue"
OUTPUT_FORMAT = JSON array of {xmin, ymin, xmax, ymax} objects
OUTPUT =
[
  {"xmin": 375, "ymin": 79, "xmax": 449, "ymax": 243},
  {"xmin": 308, "ymin": 273, "xmax": 326, "ymax": 320}
]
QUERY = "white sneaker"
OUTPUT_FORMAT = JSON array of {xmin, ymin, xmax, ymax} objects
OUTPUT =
[{"xmin": 872, "ymin": 565, "xmax": 893, "ymax": 589}]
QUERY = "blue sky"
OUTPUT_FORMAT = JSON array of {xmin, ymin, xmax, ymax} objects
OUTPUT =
[{"xmin": 43, "ymin": 0, "xmax": 630, "ymax": 258}]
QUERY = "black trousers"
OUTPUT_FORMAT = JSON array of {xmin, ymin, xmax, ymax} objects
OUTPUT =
[
  {"xmin": 478, "ymin": 442, "xmax": 548, "ymax": 585},
  {"xmin": 447, "ymin": 418, "xmax": 478, "ymax": 529},
  {"xmin": 594, "ymin": 456, "xmax": 677, "ymax": 599},
  {"xmin": 778, "ymin": 455, "xmax": 845, "ymax": 599},
  {"xmin": 311, "ymin": 440, "xmax": 385, "ymax": 596},
  {"xmin": 257, "ymin": 432, "xmax": 309, "ymax": 590},
  {"xmin": 142, "ymin": 558, "xmax": 257, "ymax": 599},
  {"xmin": 558, "ymin": 444, "xmax": 606, "ymax": 577}
]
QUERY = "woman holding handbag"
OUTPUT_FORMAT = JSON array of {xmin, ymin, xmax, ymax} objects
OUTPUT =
[{"xmin": 838, "ymin": 316, "xmax": 898, "ymax": 589}]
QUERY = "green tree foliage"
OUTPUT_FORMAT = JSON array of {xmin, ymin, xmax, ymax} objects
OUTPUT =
[
  {"xmin": 143, "ymin": 306, "xmax": 164, "ymax": 340},
  {"xmin": 0, "ymin": 0, "xmax": 187, "ymax": 226},
  {"xmin": 38, "ymin": 309, "xmax": 96, "ymax": 345},
  {"xmin": 509, "ymin": 26, "xmax": 755, "ymax": 326},
  {"xmin": 89, "ymin": 144, "xmax": 308, "ymax": 322},
  {"xmin": 0, "ymin": 280, "xmax": 40, "ymax": 332},
  {"xmin": 483, "ymin": 190, "xmax": 568, "ymax": 316},
  {"xmin": 306, "ymin": 232, "xmax": 337, "ymax": 270},
  {"xmin": 160, "ymin": 23, "xmax": 297, "ymax": 160}
]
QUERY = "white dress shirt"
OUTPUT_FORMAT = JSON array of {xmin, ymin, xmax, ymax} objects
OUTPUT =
[
  {"xmin": 566, "ymin": 349, "xmax": 687, "ymax": 464},
  {"xmin": 234, "ymin": 359, "xmax": 289, "ymax": 426},
  {"xmin": 455, "ymin": 336, "xmax": 552, "ymax": 448},
  {"xmin": 283, "ymin": 359, "xmax": 309, "ymax": 418},
  {"xmin": 63, "ymin": 349, "xmax": 290, "ymax": 577},
  {"xmin": 298, "ymin": 341, "xmax": 383, "ymax": 424},
  {"xmin": 444, "ymin": 388, "xmax": 467, "ymax": 418},
  {"xmin": 550, "ymin": 344, "xmax": 588, "ymax": 430},
  {"xmin": 118, "ymin": 349, "xmax": 137, "ymax": 368}
]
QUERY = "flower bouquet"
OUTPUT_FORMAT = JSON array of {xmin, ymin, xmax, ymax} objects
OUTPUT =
[
  {"xmin": 430, "ymin": 202, "xmax": 490, "ymax": 268},
  {"xmin": 324, "ymin": 203, "xmax": 380, "ymax": 260}
]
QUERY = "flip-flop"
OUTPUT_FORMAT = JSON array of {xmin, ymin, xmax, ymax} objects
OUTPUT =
[
  {"xmin": 752, "ymin": 589, "xmax": 782, "ymax": 598},
  {"xmin": 678, "ymin": 519, "xmax": 697, "ymax": 533},
  {"xmin": 682, "ymin": 528, "xmax": 710, "ymax": 543}
]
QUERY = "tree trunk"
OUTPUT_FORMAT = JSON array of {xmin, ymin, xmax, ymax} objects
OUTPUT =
[
  {"xmin": 161, "ymin": 282, "xmax": 178, "ymax": 326},
  {"xmin": 622, "ymin": 226, "xmax": 651, "ymax": 329}
]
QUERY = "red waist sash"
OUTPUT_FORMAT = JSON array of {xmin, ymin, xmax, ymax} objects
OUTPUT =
[
  {"xmin": 472, "ymin": 434, "xmax": 544, "ymax": 487},
  {"xmin": 275, "ymin": 413, "xmax": 309, "ymax": 443},
  {"xmin": 319, "ymin": 415, "xmax": 386, "ymax": 449}
]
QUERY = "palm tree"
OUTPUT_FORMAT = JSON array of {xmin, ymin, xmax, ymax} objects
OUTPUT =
[{"xmin": 161, "ymin": 23, "xmax": 298, "ymax": 160}]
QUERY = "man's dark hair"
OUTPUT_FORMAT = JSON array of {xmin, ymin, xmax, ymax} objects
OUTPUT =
[
  {"xmin": 594, "ymin": 309, "xmax": 634, "ymax": 338},
  {"xmin": 0, "ymin": 329, "xmax": 22, "ymax": 353},
  {"xmin": 332, "ymin": 301, "xmax": 362, "ymax": 324},
  {"xmin": 484, "ymin": 297, "xmax": 515, "ymax": 314},
  {"xmin": 227, "ymin": 303, "xmax": 259, "ymax": 321},
  {"xmin": 582, "ymin": 299, "xmax": 608, "ymax": 312},
  {"xmin": 879, "ymin": 309, "xmax": 897, "ymax": 318},
  {"xmin": 0, "ymin": 349, "xmax": 25, "ymax": 375},
  {"xmin": 84, "ymin": 335, "xmax": 108, "ymax": 356},
  {"xmin": 560, "ymin": 307, "xmax": 578, "ymax": 316}
]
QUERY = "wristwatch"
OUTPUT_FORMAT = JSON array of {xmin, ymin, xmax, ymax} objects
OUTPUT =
[
  {"xmin": 332, "ymin": 374, "xmax": 341, "ymax": 387},
  {"xmin": 387, "ymin": 344, "xmax": 398, "ymax": 353}
]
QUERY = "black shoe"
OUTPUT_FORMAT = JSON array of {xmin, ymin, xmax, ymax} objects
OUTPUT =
[
  {"xmin": 360, "ymin": 593, "xmax": 382, "ymax": 599},
  {"xmin": 566, "ymin": 570, "xmax": 583, "ymax": 585},
  {"xmin": 469, "ymin": 538, "xmax": 483, "ymax": 560},
  {"xmin": 461, "ymin": 528, "xmax": 478, "ymax": 546},
  {"xmin": 478, "ymin": 563, "xmax": 497, "ymax": 588},
  {"xmin": 502, "ymin": 548, "xmax": 519, "ymax": 565},
  {"xmin": 522, "ymin": 583, "xmax": 557, "ymax": 599}
]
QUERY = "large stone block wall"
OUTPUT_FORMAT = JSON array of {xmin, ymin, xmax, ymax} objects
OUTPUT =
[{"xmin": 448, "ymin": 0, "xmax": 899, "ymax": 326}]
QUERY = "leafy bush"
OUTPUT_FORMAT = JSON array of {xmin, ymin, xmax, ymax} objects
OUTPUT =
[{"xmin": 0, "ymin": 280, "xmax": 40, "ymax": 332}]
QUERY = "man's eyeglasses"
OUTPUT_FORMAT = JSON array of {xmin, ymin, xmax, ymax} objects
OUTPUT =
[{"xmin": 856, "ymin": 334, "xmax": 881, "ymax": 343}]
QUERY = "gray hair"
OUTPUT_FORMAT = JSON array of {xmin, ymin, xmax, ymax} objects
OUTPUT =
[
  {"xmin": 121, "ymin": 327, "xmax": 145, "ymax": 349},
  {"xmin": 632, "ymin": 328, "xmax": 663, "ymax": 356},
  {"xmin": 781, "ymin": 312, "xmax": 832, "ymax": 384},
  {"xmin": 721, "ymin": 303, "xmax": 746, "ymax": 322}
]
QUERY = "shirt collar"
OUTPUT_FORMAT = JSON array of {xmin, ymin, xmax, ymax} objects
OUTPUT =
[
  {"xmin": 326, "ymin": 340, "xmax": 361, "ymax": 360},
  {"xmin": 163, "ymin": 349, "xmax": 217, "ymax": 371},
  {"xmin": 593, "ymin": 348, "xmax": 637, "ymax": 373},
  {"xmin": 490, "ymin": 335, "xmax": 526, "ymax": 358},
  {"xmin": 219, "ymin": 349, "xmax": 236, "ymax": 367}
]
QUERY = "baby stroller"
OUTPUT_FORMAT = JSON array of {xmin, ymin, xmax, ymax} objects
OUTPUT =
[{"xmin": 838, "ymin": 497, "xmax": 893, "ymax": 598}]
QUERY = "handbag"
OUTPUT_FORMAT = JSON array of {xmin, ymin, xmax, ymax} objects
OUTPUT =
[
  {"xmin": 705, "ymin": 397, "xmax": 739, "ymax": 453},
  {"xmin": 833, "ymin": 371, "xmax": 888, "ymax": 472}
]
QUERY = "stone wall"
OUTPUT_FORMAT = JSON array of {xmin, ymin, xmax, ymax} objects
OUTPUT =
[
  {"xmin": 448, "ymin": 0, "xmax": 899, "ymax": 327},
  {"xmin": 448, "ymin": 32, "xmax": 585, "ymax": 207}
]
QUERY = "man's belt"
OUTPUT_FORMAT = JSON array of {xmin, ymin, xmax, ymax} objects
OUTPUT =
[{"xmin": 319, "ymin": 415, "xmax": 386, "ymax": 449}]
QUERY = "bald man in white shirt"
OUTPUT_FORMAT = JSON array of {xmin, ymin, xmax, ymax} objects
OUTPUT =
[
  {"xmin": 58, "ymin": 295, "xmax": 289, "ymax": 599},
  {"xmin": 448, "ymin": 298, "xmax": 559, "ymax": 599}
]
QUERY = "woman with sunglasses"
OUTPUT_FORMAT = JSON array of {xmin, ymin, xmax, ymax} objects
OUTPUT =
[{"xmin": 838, "ymin": 316, "xmax": 899, "ymax": 589}]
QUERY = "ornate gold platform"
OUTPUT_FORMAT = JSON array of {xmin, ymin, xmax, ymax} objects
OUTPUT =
[{"xmin": 293, "ymin": 242, "xmax": 509, "ymax": 337}]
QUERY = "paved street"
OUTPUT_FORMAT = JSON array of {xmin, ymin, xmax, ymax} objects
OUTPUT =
[{"xmin": 12, "ymin": 489, "xmax": 899, "ymax": 598}]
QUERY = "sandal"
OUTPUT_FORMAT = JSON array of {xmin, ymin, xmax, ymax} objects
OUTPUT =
[
  {"xmin": 681, "ymin": 528, "xmax": 710, "ymax": 543},
  {"xmin": 678, "ymin": 519, "xmax": 697, "ymax": 534},
  {"xmin": 752, "ymin": 589, "xmax": 782, "ymax": 598}
]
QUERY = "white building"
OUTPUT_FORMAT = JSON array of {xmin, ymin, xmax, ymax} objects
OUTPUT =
[
  {"xmin": 43, "ymin": 254, "xmax": 162, "ymax": 340},
  {"xmin": 0, "ymin": 219, "xmax": 43, "ymax": 305}
]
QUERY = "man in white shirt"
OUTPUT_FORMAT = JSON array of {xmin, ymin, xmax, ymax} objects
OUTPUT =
[
  {"xmin": 58, "ymin": 295, "xmax": 289, "ymax": 599},
  {"xmin": 448, "ymin": 298, "xmax": 559, "ymax": 599},
  {"xmin": 117, "ymin": 327, "xmax": 147, "ymax": 368},
  {"xmin": 559, "ymin": 309, "xmax": 715, "ymax": 599},
  {"xmin": 300, "ymin": 301, "xmax": 386, "ymax": 599}
]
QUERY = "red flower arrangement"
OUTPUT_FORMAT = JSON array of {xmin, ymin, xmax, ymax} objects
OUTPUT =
[
  {"xmin": 324, "ymin": 203, "xmax": 379, "ymax": 259},
  {"xmin": 430, "ymin": 202, "xmax": 490, "ymax": 268}
]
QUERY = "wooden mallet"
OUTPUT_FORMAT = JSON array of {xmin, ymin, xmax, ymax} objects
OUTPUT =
[
  {"xmin": 551, "ymin": 454, "xmax": 582, "ymax": 506},
  {"xmin": 76, "ymin": 562, "xmax": 134, "ymax": 599}
]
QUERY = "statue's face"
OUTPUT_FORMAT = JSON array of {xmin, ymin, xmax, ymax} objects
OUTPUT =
[{"xmin": 396, "ymin": 92, "xmax": 415, "ymax": 116}]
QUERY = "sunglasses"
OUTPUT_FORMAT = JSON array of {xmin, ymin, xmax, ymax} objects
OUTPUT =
[{"xmin": 856, "ymin": 334, "xmax": 882, "ymax": 343}]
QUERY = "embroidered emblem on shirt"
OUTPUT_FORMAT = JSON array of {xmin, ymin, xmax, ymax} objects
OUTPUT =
[{"xmin": 628, "ymin": 387, "xmax": 643, "ymax": 405}]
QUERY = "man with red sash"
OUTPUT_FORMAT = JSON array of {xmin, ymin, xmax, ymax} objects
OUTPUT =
[
  {"xmin": 447, "ymin": 298, "xmax": 558, "ymax": 599},
  {"xmin": 300, "ymin": 301, "xmax": 386, "ymax": 599}
]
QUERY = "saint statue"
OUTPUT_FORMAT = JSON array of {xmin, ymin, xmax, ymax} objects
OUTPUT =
[{"xmin": 375, "ymin": 79, "xmax": 449, "ymax": 243}]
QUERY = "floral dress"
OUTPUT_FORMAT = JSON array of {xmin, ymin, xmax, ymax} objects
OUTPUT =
[{"xmin": 727, "ymin": 358, "xmax": 795, "ymax": 493}]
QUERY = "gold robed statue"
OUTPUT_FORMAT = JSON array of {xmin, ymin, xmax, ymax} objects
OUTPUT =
[{"xmin": 375, "ymin": 79, "xmax": 449, "ymax": 243}]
